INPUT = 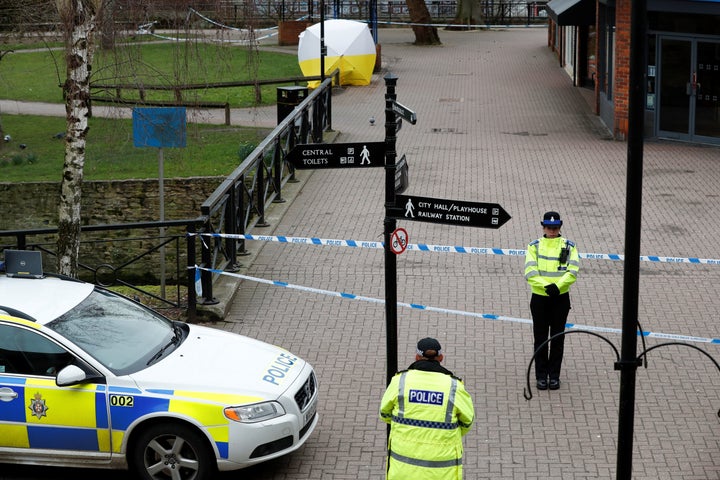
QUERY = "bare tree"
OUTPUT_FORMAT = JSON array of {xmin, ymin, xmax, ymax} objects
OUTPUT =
[
  {"xmin": 97, "ymin": 0, "xmax": 117, "ymax": 50},
  {"xmin": 6, "ymin": 1, "xmax": 259, "ymax": 277},
  {"xmin": 56, "ymin": 0, "xmax": 101, "ymax": 277},
  {"xmin": 454, "ymin": 0, "xmax": 483, "ymax": 27},
  {"xmin": 406, "ymin": 0, "xmax": 441, "ymax": 45}
]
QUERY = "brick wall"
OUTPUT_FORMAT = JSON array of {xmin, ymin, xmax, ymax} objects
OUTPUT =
[
  {"xmin": 613, "ymin": 0, "xmax": 631, "ymax": 140},
  {"xmin": 278, "ymin": 21, "xmax": 311, "ymax": 46}
]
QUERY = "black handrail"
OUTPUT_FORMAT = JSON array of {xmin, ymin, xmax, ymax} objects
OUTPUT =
[
  {"xmin": 196, "ymin": 71, "xmax": 337, "ymax": 303},
  {"xmin": 0, "ymin": 218, "xmax": 204, "ymax": 320},
  {"xmin": 0, "ymin": 71, "xmax": 337, "ymax": 320}
]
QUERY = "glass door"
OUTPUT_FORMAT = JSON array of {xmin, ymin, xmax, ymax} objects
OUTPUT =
[
  {"xmin": 657, "ymin": 38, "xmax": 692, "ymax": 138},
  {"xmin": 657, "ymin": 37, "xmax": 720, "ymax": 143},
  {"xmin": 694, "ymin": 41, "xmax": 720, "ymax": 140}
]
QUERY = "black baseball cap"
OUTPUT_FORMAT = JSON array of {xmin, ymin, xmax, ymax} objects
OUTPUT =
[{"xmin": 416, "ymin": 337, "xmax": 442, "ymax": 357}]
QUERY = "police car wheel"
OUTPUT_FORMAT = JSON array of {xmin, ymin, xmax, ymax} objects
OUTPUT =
[{"xmin": 130, "ymin": 423, "xmax": 217, "ymax": 480}]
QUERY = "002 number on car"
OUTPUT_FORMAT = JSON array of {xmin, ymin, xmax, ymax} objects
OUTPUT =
[{"xmin": 109, "ymin": 394, "xmax": 134, "ymax": 407}]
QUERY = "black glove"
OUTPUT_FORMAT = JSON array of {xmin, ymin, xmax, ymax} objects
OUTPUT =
[{"xmin": 544, "ymin": 284, "xmax": 560, "ymax": 297}]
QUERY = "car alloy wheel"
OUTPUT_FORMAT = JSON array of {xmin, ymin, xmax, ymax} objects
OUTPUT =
[{"xmin": 131, "ymin": 423, "xmax": 216, "ymax": 480}]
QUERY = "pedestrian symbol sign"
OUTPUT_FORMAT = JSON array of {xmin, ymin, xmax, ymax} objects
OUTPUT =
[
  {"xmin": 287, "ymin": 142, "xmax": 386, "ymax": 169},
  {"xmin": 390, "ymin": 194, "xmax": 511, "ymax": 229}
]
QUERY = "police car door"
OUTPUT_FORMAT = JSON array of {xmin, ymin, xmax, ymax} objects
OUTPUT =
[{"xmin": 0, "ymin": 321, "xmax": 111, "ymax": 463}]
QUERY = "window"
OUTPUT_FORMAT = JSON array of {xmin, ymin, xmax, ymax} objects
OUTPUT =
[
  {"xmin": 0, "ymin": 324, "xmax": 73, "ymax": 376},
  {"xmin": 47, "ymin": 288, "xmax": 179, "ymax": 375},
  {"xmin": 605, "ymin": 22, "xmax": 615, "ymax": 99}
]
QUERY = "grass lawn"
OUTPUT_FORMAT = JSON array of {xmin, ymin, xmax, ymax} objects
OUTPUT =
[
  {"xmin": 0, "ymin": 115, "xmax": 267, "ymax": 181},
  {"xmin": 0, "ymin": 40, "xmax": 303, "ymax": 181},
  {"xmin": 1, "ymin": 41, "xmax": 302, "ymax": 105}
]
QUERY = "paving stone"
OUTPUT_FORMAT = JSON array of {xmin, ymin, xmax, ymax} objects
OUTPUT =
[{"xmin": 214, "ymin": 27, "xmax": 720, "ymax": 480}]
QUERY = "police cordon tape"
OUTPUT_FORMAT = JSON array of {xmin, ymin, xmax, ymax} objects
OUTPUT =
[
  {"xmin": 194, "ymin": 265, "xmax": 720, "ymax": 346},
  {"xmin": 369, "ymin": 19, "xmax": 546, "ymax": 29},
  {"xmin": 139, "ymin": 8, "xmax": 281, "ymax": 43},
  {"xmin": 194, "ymin": 233, "xmax": 720, "ymax": 266},
  {"xmin": 189, "ymin": 7, "xmax": 543, "ymax": 33}
]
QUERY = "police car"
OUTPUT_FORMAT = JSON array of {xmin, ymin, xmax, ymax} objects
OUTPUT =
[{"xmin": 0, "ymin": 262, "xmax": 318, "ymax": 480}]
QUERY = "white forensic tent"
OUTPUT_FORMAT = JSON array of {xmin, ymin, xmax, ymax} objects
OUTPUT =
[{"xmin": 298, "ymin": 19, "xmax": 376, "ymax": 88}]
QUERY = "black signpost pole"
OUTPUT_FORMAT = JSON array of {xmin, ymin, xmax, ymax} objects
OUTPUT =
[
  {"xmin": 320, "ymin": 0, "xmax": 325, "ymax": 83},
  {"xmin": 384, "ymin": 73, "xmax": 399, "ymax": 389}
]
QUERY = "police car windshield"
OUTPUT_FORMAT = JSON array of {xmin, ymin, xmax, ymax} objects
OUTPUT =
[{"xmin": 46, "ymin": 288, "xmax": 177, "ymax": 375}]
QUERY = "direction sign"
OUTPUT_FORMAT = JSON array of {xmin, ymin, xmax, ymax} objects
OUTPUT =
[
  {"xmin": 391, "ymin": 101, "xmax": 417, "ymax": 125},
  {"xmin": 394, "ymin": 155, "xmax": 409, "ymax": 194},
  {"xmin": 389, "ymin": 194, "xmax": 511, "ymax": 229},
  {"xmin": 287, "ymin": 142, "xmax": 386, "ymax": 169}
]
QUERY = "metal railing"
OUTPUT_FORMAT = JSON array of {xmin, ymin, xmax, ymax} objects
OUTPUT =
[
  {"xmin": 253, "ymin": 0, "xmax": 548, "ymax": 25},
  {"xmin": 0, "ymin": 220, "xmax": 202, "ymax": 319},
  {"xmin": 0, "ymin": 71, "xmax": 336, "ymax": 320},
  {"xmin": 0, "ymin": 0, "xmax": 548, "ymax": 34},
  {"xmin": 195, "ymin": 70, "xmax": 337, "ymax": 305}
]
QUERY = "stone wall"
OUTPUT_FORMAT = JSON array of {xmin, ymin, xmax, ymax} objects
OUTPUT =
[{"xmin": 0, "ymin": 177, "xmax": 224, "ymax": 283}]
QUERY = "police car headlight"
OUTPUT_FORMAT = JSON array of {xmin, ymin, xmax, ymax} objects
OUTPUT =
[{"xmin": 224, "ymin": 401, "xmax": 285, "ymax": 423}]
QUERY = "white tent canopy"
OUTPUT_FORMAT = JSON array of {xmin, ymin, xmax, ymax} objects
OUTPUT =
[{"xmin": 298, "ymin": 19, "xmax": 377, "ymax": 87}]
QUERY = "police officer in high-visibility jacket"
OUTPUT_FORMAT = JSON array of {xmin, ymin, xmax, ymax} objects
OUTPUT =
[
  {"xmin": 524, "ymin": 211, "xmax": 580, "ymax": 391},
  {"xmin": 380, "ymin": 337, "xmax": 474, "ymax": 480}
]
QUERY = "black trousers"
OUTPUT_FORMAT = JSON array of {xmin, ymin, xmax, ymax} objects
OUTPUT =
[{"xmin": 530, "ymin": 292, "xmax": 571, "ymax": 381}]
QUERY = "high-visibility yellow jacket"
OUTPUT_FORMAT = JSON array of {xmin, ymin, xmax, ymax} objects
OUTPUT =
[
  {"xmin": 380, "ymin": 366, "xmax": 474, "ymax": 480},
  {"xmin": 524, "ymin": 235, "xmax": 580, "ymax": 295}
]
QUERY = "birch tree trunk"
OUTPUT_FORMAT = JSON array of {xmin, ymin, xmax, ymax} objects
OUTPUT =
[{"xmin": 56, "ymin": 0, "xmax": 101, "ymax": 277}]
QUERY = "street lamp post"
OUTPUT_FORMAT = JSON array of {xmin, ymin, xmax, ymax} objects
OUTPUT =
[{"xmin": 616, "ymin": 0, "xmax": 647, "ymax": 478}]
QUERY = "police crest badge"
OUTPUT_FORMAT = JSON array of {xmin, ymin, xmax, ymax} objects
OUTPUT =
[{"xmin": 29, "ymin": 392, "xmax": 49, "ymax": 419}]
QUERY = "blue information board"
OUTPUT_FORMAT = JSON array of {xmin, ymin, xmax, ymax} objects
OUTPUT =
[{"xmin": 132, "ymin": 107, "xmax": 187, "ymax": 148}]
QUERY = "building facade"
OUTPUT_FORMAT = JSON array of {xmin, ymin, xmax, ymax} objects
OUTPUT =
[{"xmin": 547, "ymin": 0, "xmax": 720, "ymax": 144}]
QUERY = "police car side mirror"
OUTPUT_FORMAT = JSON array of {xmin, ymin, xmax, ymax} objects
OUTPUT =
[{"xmin": 56, "ymin": 364, "xmax": 90, "ymax": 386}]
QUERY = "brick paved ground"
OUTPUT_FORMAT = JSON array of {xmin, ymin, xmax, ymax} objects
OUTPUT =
[
  {"xmin": 5, "ymin": 26, "xmax": 704, "ymax": 480},
  {"xmin": 210, "ymin": 26, "xmax": 720, "ymax": 480}
]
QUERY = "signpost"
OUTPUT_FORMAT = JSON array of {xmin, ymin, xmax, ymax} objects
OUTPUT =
[
  {"xmin": 383, "ymin": 75, "xmax": 401, "ymax": 394},
  {"xmin": 390, "ymin": 194, "xmax": 511, "ymax": 229},
  {"xmin": 280, "ymin": 75, "xmax": 512, "ymax": 420},
  {"xmin": 287, "ymin": 142, "xmax": 386, "ymax": 169},
  {"xmin": 132, "ymin": 107, "xmax": 187, "ymax": 298}
]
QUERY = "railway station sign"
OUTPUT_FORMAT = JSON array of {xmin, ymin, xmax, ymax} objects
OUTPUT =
[
  {"xmin": 390, "ymin": 194, "xmax": 511, "ymax": 229},
  {"xmin": 287, "ymin": 142, "xmax": 386, "ymax": 169}
]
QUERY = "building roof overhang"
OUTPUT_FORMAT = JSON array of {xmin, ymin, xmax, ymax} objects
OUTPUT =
[{"xmin": 547, "ymin": 0, "xmax": 596, "ymax": 25}]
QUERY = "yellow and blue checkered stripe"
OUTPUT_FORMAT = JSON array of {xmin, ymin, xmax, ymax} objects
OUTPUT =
[
  {"xmin": 0, "ymin": 377, "xmax": 109, "ymax": 451},
  {"xmin": 0, "ymin": 378, "xmax": 261, "ymax": 459},
  {"xmin": 143, "ymin": 388, "xmax": 263, "ymax": 459}
]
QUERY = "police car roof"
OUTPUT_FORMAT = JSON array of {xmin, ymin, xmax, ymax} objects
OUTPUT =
[{"xmin": 0, "ymin": 274, "xmax": 94, "ymax": 325}]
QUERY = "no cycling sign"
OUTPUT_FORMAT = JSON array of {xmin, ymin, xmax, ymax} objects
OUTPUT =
[{"xmin": 390, "ymin": 227, "xmax": 409, "ymax": 255}]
